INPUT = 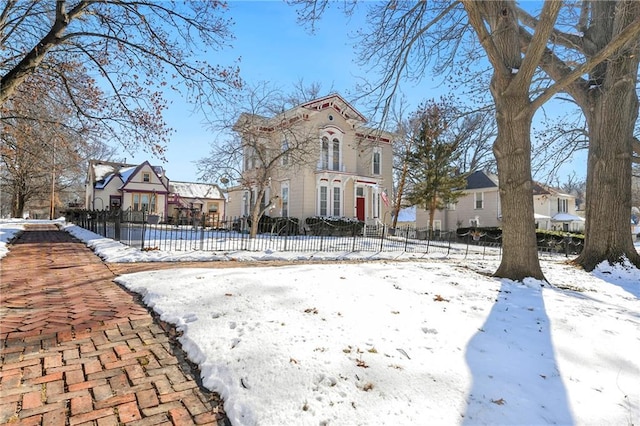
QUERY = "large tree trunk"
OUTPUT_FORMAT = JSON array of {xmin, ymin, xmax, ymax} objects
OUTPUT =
[
  {"xmin": 577, "ymin": 80, "xmax": 640, "ymax": 271},
  {"xmin": 492, "ymin": 89, "xmax": 545, "ymax": 281},
  {"xmin": 462, "ymin": 0, "xmax": 557, "ymax": 281},
  {"xmin": 12, "ymin": 191, "xmax": 25, "ymax": 218},
  {"xmin": 574, "ymin": 2, "xmax": 640, "ymax": 271}
]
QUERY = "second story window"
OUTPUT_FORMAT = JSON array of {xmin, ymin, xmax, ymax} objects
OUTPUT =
[
  {"xmin": 143, "ymin": 173, "xmax": 150, "ymax": 182},
  {"xmin": 320, "ymin": 135, "xmax": 341, "ymax": 171},
  {"xmin": 321, "ymin": 137, "xmax": 329, "ymax": 169},
  {"xmin": 558, "ymin": 198, "xmax": 568, "ymax": 213},
  {"xmin": 372, "ymin": 149, "xmax": 381, "ymax": 175},
  {"xmin": 474, "ymin": 192, "xmax": 484, "ymax": 209}
]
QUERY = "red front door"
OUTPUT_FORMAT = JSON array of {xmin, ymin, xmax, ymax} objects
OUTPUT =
[{"xmin": 356, "ymin": 197, "xmax": 365, "ymax": 221}]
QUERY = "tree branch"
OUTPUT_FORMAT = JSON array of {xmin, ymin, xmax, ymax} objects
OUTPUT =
[
  {"xmin": 461, "ymin": 1, "xmax": 509, "ymax": 76},
  {"xmin": 517, "ymin": 5, "xmax": 584, "ymax": 51},
  {"xmin": 531, "ymin": 14, "xmax": 640, "ymax": 111},
  {"xmin": 511, "ymin": 0, "xmax": 561, "ymax": 92}
]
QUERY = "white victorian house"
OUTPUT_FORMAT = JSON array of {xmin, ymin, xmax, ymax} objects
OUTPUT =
[{"xmin": 226, "ymin": 93, "xmax": 395, "ymax": 226}]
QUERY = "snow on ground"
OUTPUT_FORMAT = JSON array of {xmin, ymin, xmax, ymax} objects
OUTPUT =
[{"xmin": 2, "ymin": 221, "xmax": 640, "ymax": 425}]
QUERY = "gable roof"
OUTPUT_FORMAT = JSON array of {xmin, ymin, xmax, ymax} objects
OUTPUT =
[
  {"xmin": 90, "ymin": 160, "xmax": 167, "ymax": 191},
  {"xmin": 531, "ymin": 182, "xmax": 572, "ymax": 198},
  {"xmin": 466, "ymin": 170, "xmax": 499, "ymax": 190},
  {"xmin": 169, "ymin": 181, "xmax": 224, "ymax": 200},
  {"xmin": 299, "ymin": 93, "xmax": 367, "ymax": 124},
  {"xmin": 233, "ymin": 93, "xmax": 368, "ymax": 132}
]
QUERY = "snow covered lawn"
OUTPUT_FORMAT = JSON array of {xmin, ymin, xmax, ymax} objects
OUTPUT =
[
  {"xmin": 2, "ymin": 221, "xmax": 639, "ymax": 425},
  {"xmin": 114, "ymin": 259, "xmax": 639, "ymax": 426}
]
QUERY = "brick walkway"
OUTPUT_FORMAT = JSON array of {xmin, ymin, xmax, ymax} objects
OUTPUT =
[{"xmin": 0, "ymin": 224, "xmax": 228, "ymax": 425}]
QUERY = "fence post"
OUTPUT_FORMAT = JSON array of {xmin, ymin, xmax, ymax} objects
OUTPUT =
[
  {"xmin": 140, "ymin": 210, "xmax": 146, "ymax": 250},
  {"xmin": 379, "ymin": 224, "xmax": 386, "ymax": 252},
  {"xmin": 404, "ymin": 225, "xmax": 410, "ymax": 252},
  {"xmin": 426, "ymin": 228, "xmax": 431, "ymax": 254},
  {"xmin": 200, "ymin": 213, "xmax": 205, "ymax": 251},
  {"xmin": 114, "ymin": 209, "xmax": 121, "ymax": 241},
  {"xmin": 352, "ymin": 223, "xmax": 357, "ymax": 252},
  {"xmin": 102, "ymin": 211, "xmax": 107, "ymax": 237}
]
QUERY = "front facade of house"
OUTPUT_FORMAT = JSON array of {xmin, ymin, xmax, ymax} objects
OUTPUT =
[
  {"xmin": 167, "ymin": 181, "xmax": 226, "ymax": 226},
  {"xmin": 226, "ymin": 94, "xmax": 395, "ymax": 226},
  {"xmin": 85, "ymin": 160, "xmax": 225, "ymax": 223},
  {"xmin": 415, "ymin": 170, "xmax": 583, "ymax": 232},
  {"xmin": 85, "ymin": 160, "xmax": 170, "ymax": 217}
]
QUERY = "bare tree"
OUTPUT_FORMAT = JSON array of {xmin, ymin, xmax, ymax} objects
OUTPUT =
[
  {"xmin": 1, "ymin": 70, "xmax": 99, "ymax": 217},
  {"xmin": 519, "ymin": 1, "xmax": 640, "ymax": 270},
  {"xmin": 1, "ymin": 0, "xmax": 241, "ymax": 156},
  {"xmin": 196, "ymin": 83, "xmax": 322, "ymax": 238},
  {"xmin": 290, "ymin": 0, "xmax": 640, "ymax": 280}
]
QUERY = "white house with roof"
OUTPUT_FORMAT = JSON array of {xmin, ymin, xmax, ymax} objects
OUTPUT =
[
  {"xmin": 85, "ymin": 160, "xmax": 169, "ymax": 216},
  {"xmin": 226, "ymin": 93, "xmax": 395, "ymax": 226},
  {"xmin": 167, "ymin": 181, "xmax": 226, "ymax": 226},
  {"xmin": 85, "ymin": 160, "xmax": 224, "ymax": 224},
  {"xmin": 415, "ymin": 170, "xmax": 584, "ymax": 232}
]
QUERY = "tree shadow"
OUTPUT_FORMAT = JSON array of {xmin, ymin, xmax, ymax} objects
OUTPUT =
[
  {"xmin": 591, "ymin": 260, "xmax": 640, "ymax": 299},
  {"xmin": 463, "ymin": 279, "xmax": 573, "ymax": 425}
]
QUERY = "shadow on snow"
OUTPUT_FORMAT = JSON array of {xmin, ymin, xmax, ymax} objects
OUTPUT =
[{"xmin": 463, "ymin": 279, "xmax": 573, "ymax": 425}]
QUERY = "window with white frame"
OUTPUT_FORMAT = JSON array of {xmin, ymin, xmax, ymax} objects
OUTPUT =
[
  {"xmin": 319, "ymin": 186, "xmax": 328, "ymax": 216},
  {"xmin": 132, "ymin": 193, "xmax": 156, "ymax": 212},
  {"xmin": 321, "ymin": 137, "xmax": 329, "ymax": 169},
  {"xmin": 142, "ymin": 172, "xmax": 150, "ymax": 182},
  {"xmin": 333, "ymin": 187, "xmax": 341, "ymax": 216},
  {"xmin": 242, "ymin": 191, "xmax": 250, "ymax": 216},
  {"xmin": 557, "ymin": 198, "xmax": 568, "ymax": 213},
  {"xmin": 474, "ymin": 192, "xmax": 484, "ymax": 209},
  {"xmin": 332, "ymin": 138, "xmax": 340, "ymax": 171},
  {"xmin": 372, "ymin": 148, "xmax": 381, "ymax": 175},
  {"xmin": 281, "ymin": 183, "xmax": 289, "ymax": 217},
  {"xmin": 470, "ymin": 218, "xmax": 479, "ymax": 227},
  {"xmin": 320, "ymin": 135, "xmax": 341, "ymax": 171},
  {"xmin": 446, "ymin": 202, "xmax": 456, "ymax": 210}
]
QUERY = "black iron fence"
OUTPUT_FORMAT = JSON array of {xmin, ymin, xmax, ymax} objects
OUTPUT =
[
  {"xmin": 64, "ymin": 209, "xmax": 485, "ymax": 256},
  {"xmin": 64, "ymin": 208, "xmax": 579, "ymax": 257}
]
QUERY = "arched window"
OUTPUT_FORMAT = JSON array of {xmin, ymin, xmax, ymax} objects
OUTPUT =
[
  {"xmin": 321, "ymin": 137, "xmax": 329, "ymax": 169},
  {"xmin": 332, "ymin": 138, "xmax": 340, "ymax": 171}
]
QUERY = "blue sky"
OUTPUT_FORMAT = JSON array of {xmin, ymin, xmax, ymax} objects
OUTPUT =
[
  {"xmin": 126, "ymin": 1, "xmax": 585, "ymax": 184},
  {"xmin": 127, "ymin": 1, "xmax": 449, "ymax": 182}
]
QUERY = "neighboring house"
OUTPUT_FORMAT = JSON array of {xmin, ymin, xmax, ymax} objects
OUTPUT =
[
  {"xmin": 85, "ymin": 160, "xmax": 224, "ymax": 224},
  {"xmin": 86, "ymin": 160, "xmax": 169, "ymax": 217},
  {"xmin": 167, "ymin": 181, "xmax": 226, "ymax": 226},
  {"xmin": 532, "ymin": 182, "xmax": 584, "ymax": 232},
  {"xmin": 415, "ymin": 170, "xmax": 584, "ymax": 232},
  {"xmin": 226, "ymin": 93, "xmax": 395, "ymax": 226}
]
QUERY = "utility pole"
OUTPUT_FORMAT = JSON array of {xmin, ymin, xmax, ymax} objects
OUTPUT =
[{"xmin": 49, "ymin": 138, "xmax": 55, "ymax": 219}]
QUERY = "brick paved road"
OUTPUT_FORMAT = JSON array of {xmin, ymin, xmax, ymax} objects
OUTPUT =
[{"xmin": 0, "ymin": 224, "xmax": 228, "ymax": 425}]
